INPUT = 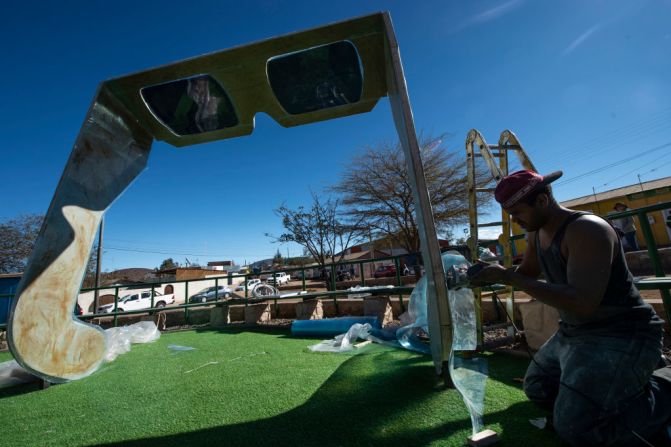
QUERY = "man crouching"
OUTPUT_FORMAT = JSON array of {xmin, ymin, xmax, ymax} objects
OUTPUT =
[{"xmin": 469, "ymin": 170, "xmax": 671, "ymax": 446}]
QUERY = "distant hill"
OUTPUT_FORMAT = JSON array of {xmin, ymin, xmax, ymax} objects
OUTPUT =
[{"xmin": 102, "ymin": 268, "xmax": 155, "ymax": 285}]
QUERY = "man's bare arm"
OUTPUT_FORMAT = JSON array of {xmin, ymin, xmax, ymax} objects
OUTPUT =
[
  {"xmin": 470, "ymin": 217, "xmax": 614, "ymax": 317},
  {"xmin": 514, "ymin": 231, "xmax": 541, "ymax": 278}
]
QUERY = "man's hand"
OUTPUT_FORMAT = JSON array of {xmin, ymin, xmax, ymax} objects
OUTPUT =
[{"xmin": 468, "ymin": 261, "xmax": 508, "ymax": 287}]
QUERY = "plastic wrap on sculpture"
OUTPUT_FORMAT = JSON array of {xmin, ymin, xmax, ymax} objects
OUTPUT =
[
  {"xmin": 448, "ymin": 289, "xmax": 488, "ymax": 435},
  {"xmin": 308, "ymin": 321, "xmax": 402, "ymax": 353},
  {"xmin": 397, "ymin": 252, "xmax": 488, "ymax": 435},
  {"xmin": 396, "ymin": 252, "xmax": 476, "ymax": 353},
  {"xmin": 104, "ymin": 321, "xmax": 161, "ymax": 362},
  {"xmin": 0, "ymin": 321, "xmax": 161, "ymax": 388},
  {"xmin": 309, "ymin": 323, "xmax": 372, "ymax": 352}
]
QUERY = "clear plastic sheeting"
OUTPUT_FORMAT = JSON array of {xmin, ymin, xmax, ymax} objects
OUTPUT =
[
  {"xmin": 309, "ymin": 323, "xmax": 372, "ymax": 352},
  {"xmin": 308, "ymin": 323, "xmax": 401, "ymax": 353},
  {"xmin": 478, "ymin": 246, "xmax": 498, "ymax": 261},
  {"xmin": 448, "ymin": 288, "xmax": 478, "ymax": 351},
  {"xmin": 310, "ymin": 251, "xmax": 489, "ymax": 436},
  {"xmin": 104, "ymin": 321, "xmax": 161, "ymax": 362},
  {"xmin": 346, "ymin": 285, "xmax": 394, "ymax": 299},
  {"xmin": 168, "ymin": 344, "xmax": 196, "ymax": 352},
  {"xmin": 0, "ymin": 360, "xmax": 37, "ymax": 389},
  {"xmin": 442, "ymin": 253, "xmax": 488, "ymax": 436},
  {"xmin": 396, "ymin": 268, "xmax": 430, "ymax": 354},
  {"xmin": 450, "ymin": 354, "xmax": 489, "ymax": 435}
]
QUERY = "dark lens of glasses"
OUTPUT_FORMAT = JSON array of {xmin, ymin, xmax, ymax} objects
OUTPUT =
[
  {"xmin": 141, "ymin": 74, "xmax": 238, "ymax": 136},
  {"xmin": 267, "ymin": 40, "xmax": 363, "ymax": 115}
]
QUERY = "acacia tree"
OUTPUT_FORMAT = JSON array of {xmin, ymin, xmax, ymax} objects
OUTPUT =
[
  {"xmin": 158, "ymin": 258, "xmax": 179, "ymax": 271},
  {"xmin": 268, "ymin": 193, "xmax": 365, "ymax": 289},
  {"xmin": 332, "ymin": 134, "xmax": 492, "ymax": 253}
]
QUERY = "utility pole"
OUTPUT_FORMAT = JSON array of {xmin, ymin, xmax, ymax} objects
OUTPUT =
[
  {"xmin": 93, "ymin": 217, "xmax": 104, "ymax": 314},
  {"xmin": 637, "ymin": 174, "xmax": 650, "ymax": 205},
  {"xmin": 592, "ymin": 187, "xmax": 602, "ymax": 215},
  {"xmin": 369, "ymin": 226, "xmax": 374, "ymax": 278}
]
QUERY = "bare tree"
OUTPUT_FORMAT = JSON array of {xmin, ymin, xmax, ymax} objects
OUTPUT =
[
  {"xmin": 0, "ymin": 214, "xmax": 101, "ymax": 287},
  {"xmin": 332, "ymin": 134, "xmax": 492, "ymax": 253},
  {"xmin": 0, "ymin": 214, "xmax": 43, "ymax": 274},
  {"xmin": 268, "ymin": 193, "xmax": 365, "ymax": 289}
]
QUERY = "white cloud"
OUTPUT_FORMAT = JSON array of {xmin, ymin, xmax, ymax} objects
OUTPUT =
[
  {"xmin": 477, "ymin": 227, "xmax": 503, "ymax": 240},
  {"xmin": 449, "ymin": 0, "xmax": 524, "ymax": 34},
  {"xmin": 562, "ymin": 23, "xmax": 601, "ymax": 56}
]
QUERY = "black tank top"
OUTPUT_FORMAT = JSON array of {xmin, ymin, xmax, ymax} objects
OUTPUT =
[{"xmin": 535, "ymin": 211, "xmax": 661, "ymax": 333}]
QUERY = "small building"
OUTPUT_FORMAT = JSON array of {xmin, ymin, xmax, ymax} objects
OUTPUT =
[
  {"xmin": 560, "ymin": 176, "xmax": 671, "ymax": 249},
  {"xmin": 207, "ymin": 260, "xmax": 236, "ymax": 271},
  {"xmin": 155, "ymin": 267, "xmax": 230, "ymax": 282},
  {"xmin": 510, "ymin": 176, "xmax": 671, "ymax": 256}
]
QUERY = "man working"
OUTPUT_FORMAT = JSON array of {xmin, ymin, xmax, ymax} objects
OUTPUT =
[{"xmin": 469, "ymin": 170, "xmax": 671, "ymax": 446}]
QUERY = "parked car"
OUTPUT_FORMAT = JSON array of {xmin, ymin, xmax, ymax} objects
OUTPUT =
[
  {"xmin": 336, "ymin": 270, "xmax": 352, "ymax": 281},
  {"xmin": 373, "ymin": 265, "xmax": 397, "ymax": 278},
  {"xmin": 189, "ymin": 285, "xmax": 232, "ymax": 303},
  {"xmin": 98, "ymin": 290, "xmax": 175, "ymax": 313},
  {"xmin": 235, "ymin": 279, "xmax": 261, "ymax": 291},
  {"xmin": 294, "ymin": 270, "xmax": 313, "ymax": 280},
  {"xmin": 266, "ymin": 272, "xmax": 291, "ymax": 286}
]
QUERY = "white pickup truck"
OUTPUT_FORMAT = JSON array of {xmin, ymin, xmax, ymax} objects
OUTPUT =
[
  {"xmin": 266, "ymin": 272, "xmax": 291, "ymax": 286},
  {"xmin": 98, "ymin": 290, "xmax": 175, "ymax": 313}
]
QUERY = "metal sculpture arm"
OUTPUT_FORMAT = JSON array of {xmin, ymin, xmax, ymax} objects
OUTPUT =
[
  {"xmin": 8, "ymin": 87, "xmax": 153, "ymax": 382},
  {"xmin": 382, "ymin": 14, "xmax": 452, "ymax": 375}
]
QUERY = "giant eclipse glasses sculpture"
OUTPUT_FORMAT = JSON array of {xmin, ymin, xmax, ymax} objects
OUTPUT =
[{"xmin": 8, "ymin": 12, "xmax": 453, "ymax": 383}]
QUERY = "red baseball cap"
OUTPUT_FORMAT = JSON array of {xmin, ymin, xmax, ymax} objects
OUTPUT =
[{"xmin": 494, "ymin": 170, "xmax": 562, "ymax": 208}]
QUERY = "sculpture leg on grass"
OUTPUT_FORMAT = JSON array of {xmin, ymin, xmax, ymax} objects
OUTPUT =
[{"xmin": 8, "ymin": 88, "xmax": 153, "ymax": 382}]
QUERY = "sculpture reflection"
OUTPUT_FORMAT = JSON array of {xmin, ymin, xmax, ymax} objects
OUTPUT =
[
  {"xmin": 141, "ymin": 74, "xmax": 238, "ymax": 136},
  {"xmin": 267, "ymin": 40, "xmax": 363, "ymax": 115}
]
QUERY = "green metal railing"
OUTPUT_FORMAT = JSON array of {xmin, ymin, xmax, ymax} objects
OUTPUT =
[
  {"xmin": 608, "ymin": 201, "xmax": 671, "ymax": 320},
  {"xmin": 3, "ymin": 201, "xmax": 668, "ymax": 333},
  {"xmin": 0, "ymin": 253, "xmax": 418, "ymax": 329}
]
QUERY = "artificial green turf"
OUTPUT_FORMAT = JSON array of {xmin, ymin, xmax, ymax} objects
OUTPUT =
[{"xmin": 0, "ymin": 329, "xmax": 565, "ymax": 446}]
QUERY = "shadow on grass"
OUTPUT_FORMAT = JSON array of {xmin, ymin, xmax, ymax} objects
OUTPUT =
[
  {"xmin": 92, "ymin": 347, "xmax": 565, "ymax": 447},
  {"xmin": 0, "ymin": 381, "xmax": 43, "ymax": 399}
]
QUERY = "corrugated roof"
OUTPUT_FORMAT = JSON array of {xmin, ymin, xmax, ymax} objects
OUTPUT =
[{"xmin": 561, "ymin": 176, "xmax": 671, "ymax": 207}]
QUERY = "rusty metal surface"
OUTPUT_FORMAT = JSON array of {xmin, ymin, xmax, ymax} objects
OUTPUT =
[{"xmin": 8, "ymin": 87, "xmax": 153, "ymax": 382}]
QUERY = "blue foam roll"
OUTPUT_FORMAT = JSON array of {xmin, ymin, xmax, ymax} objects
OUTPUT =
[{"xmin": 291, "ymin": 316, "xmax": 380, "ymax": 337}]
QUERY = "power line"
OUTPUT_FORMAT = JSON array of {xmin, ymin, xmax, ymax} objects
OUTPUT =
[
  {"xmin": 555, "ymin": 141, "xmax": 671, "ymax": 187},
  {"xmin": 551, "ymin": 107, "xmax": 671, "ymax": 160},
  {"xmin": 600, "ymin": 151, "xmax": 671, "ymax": 187},
  {"xmin": 106, "ymin": 246, "xmax": 274, "ymax": 259},
  {"xmin": 554, "ymin": 120, "xmax": 671, "ymax": 171},
  {"xmin": 535, "ymin": 108, "xmax": 671, "ymax": 167},
  {"xmin": 639, "ymin": 158, "xmax": 671, "ymax": 177},
  {"xmin": 106, "ymin": 246, "xmax": 221, "ymax": 257}
]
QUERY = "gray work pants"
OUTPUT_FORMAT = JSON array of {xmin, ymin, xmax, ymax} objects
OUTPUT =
[{"xmin": 523, "ymin": 325, "xmax": 670, "ymax": 446}]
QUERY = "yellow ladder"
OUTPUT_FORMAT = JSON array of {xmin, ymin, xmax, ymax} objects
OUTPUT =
[{"xmin": 465, "ymin": 129, "xmax": 536, "ymax": 345}]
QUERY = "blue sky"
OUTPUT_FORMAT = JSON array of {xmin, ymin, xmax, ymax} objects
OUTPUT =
[{"xmin": 2, "ymin": 0, "xmax": 671, "ymax": 271}]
